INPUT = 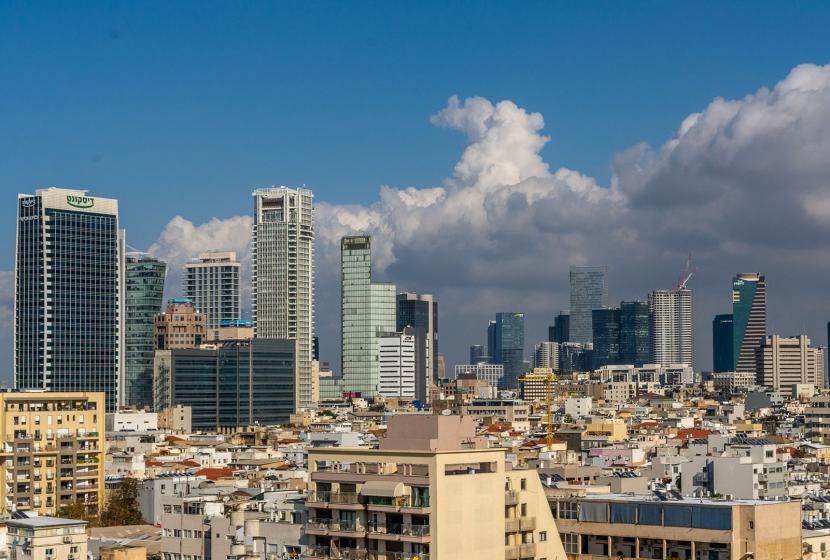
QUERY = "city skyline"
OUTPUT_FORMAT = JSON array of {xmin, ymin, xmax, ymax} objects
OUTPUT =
[{"xmin": 4, "ymin": 5, "xmax": 830, "ymax": 377}]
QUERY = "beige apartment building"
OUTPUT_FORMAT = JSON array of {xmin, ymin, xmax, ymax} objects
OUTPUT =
[
  {"xmin": 6, "ymin": 516, "xmax": 88, "ymax": 560},
  {"xmin": 0, "ymin": 391, "xmax": 105, "ymax": 516},
  {"xmin": 755, "ymin": 335, "xmax": 824, "ymax": 394},
  {"xmin": 551, "ymin": 494, "xmax": 801, "ymax": 560},
  {"xmin": 153, "ymin": 299, "xmax": 206, "ymax": 350},
  {"xmin": 304, "ymin": 415, "xmax": 566, "ymax": 560}
]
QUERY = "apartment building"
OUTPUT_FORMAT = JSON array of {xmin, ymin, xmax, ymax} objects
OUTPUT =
[
  {"xmin": 5, "ymin": 516, "xmax": 88, "ymax": 560},
  {"xmin": 551, "ymin": 494, "xmax": 800, "ymax": 560},
  {"xmin": 461, "ymin": 400, "xmax": 531, "ymax": 431},
  {"xmin": 304, "ymin": 415, "xmax": 566, "ymax": 560},
  {"xmin": 153, "ymin": 299, "xmax": 206, "ymax": 350},
  {"xmin": 0, "ymin": 392, "xmax": 105, "ymax": 516}
]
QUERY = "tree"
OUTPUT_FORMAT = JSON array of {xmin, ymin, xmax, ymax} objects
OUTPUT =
[
  {"xmin": 56, "ymin": 500, "xmax": 99, "ymax": 527},
  {"xmin": 100, "ymin": 477, "xmax": 145, "ymax": 526}
]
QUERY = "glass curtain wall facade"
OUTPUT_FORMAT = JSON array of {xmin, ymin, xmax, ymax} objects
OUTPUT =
[
  {"xmin": 712, "ymin": 314, "xmax": 734, "ymax": 372},
  {"xmin": 252, "ymin": 187, "xmax": 314, "ymax": 409},
  {"xmin": 153, "ymin": 339, "xmax": 296, "ymax": 431},
  {"xmin": 569, "ymin": 266, "xmax": 608, "ymax": 344},
  {"xmin": 124, "ymin": 253, "xmax": 166, "ymax": 409},
  {"xmin": 732, "ymin": 273, "xmax": 766, "ymax": 373},
  {"xmin": 493, "ymin": 312, "xmax": 525, "ymax": 389},
  {"xmin": 14, "ymin": 189, "xmax": 123, "ymax": 412},
  {"xmin": 620, "ymin": 301, "xmax": 650, "ymax": 367},
  {"xmin": 184, "ymin": 251, "xmax": 240, "ymax": 340},
  {"xmin": 592, "ymin": 308, "xmax": 621, "ymax": 369},
  {"xmin": 339, "ymin": 236, "xmax": 396, "ymax": 398}
]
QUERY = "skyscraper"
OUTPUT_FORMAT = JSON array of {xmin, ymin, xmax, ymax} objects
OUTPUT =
[
  {"xmin": 592, "ymin": 308, "xmax": 621, "ymax": 369},
  {"xmin": 492, "ymin": 312, "xmax": 525, "ymax": 388},
  {"xmin": 549, "ymin": 311, "xmax": 570, "ymax": 343},
  {"xmin": 337, "ymin": 236, "xmax": 396, "ymax": 398},
  {"xmin": 470, "ymin": 344, "xmax": 486, "ymax": 364},
  {"xmin": 620, "ymin": 300, "xmax": 650, "ymax": 367},
  {"xmin": 648, "ymin": 288, "xmax": 693, "ymax": 367},
  {"xmin": 487, "ymin": 320, "xmax": 497, "ymax": 362},
  {"xmin": 396, "ymin": 292, "xmax": 438, "ymax": 395},
  {"xmin": 124, "ymin": 253, "xmax": 166, "ymax": 409},
  {"xmin": 14, "ymin": 188, "xmax": 124, "ymax": 412},
  {"xmin": 252, "ymin": 187, "xmax": 314, "ymax": 408},
  {"xmin": 733, "ymin": 273, "xmax": 767, "ymax": 373},
  {"xmin": 569, "ymin": 266, "xmax": 608, "ymax": 344},
  {"xmin": 712, "ymin": 313, "xmax": 734, "ymax": 372},
  {"xmin": 184, "ymin": 251, "xmax": 240, "ymax": 340},
  {"xmin": 755, "ymin": 335, "xmax": 822, "ymax": 393}
]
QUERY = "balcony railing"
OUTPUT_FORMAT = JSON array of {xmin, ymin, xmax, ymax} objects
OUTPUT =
[
  {"xmin": 366, "ymin": 495, "xmax": 430, "ymax": 509},
  {"xmin": 308, "ymin": 491, "xmax": 361, "ymax": 505},
  {"xmin": 303, "ymin": 545, "xmax": 369, "ymax": 559},
  {"xmin": 306, "ymin": 518, "xmax": 363, "ymax": 533},
  {"xmin": 367, "ymin": 522, "xmax": 430, "ymax": 537}
]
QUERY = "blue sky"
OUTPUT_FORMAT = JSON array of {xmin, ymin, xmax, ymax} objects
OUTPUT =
[
  {"xmin": 3, "ymin": 1, "xmax": 829, "ymax": 261},
  {"xmin": 3, "ymin": 2, "xmax": 830, "ymax": 377}
]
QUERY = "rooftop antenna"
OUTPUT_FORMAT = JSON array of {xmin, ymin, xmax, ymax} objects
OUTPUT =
[{"xmin": 677, "ymin": 252, "xmax": 695, "ymax": 290}]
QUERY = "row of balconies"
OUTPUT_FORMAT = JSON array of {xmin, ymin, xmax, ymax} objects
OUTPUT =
[
  {"xmin": 306, "ymin": 519, "xmax": 430, "ymax": 539},
  {"xmin": 304, "ymin": 546, "xmax": 428, "ymax": 560},
  {"xmin": 504, "ymin": 516, "xmax": 536, "ymax": 533},
  {"xmin": 505, "ymin": 543, "xmax": 536, "ymax": 560},
  {"xmin": 308, "ymin": 491, "xmax": 430, "ymax": 510}
]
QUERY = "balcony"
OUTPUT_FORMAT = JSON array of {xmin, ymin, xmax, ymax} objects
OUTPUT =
[
  {"xmin": 505, "ymin": 518, "xmax": 520, "ymax": 533},
  {"xmin": 366, "ymin": 495, "xmax": 430, "ymax": 513},
  {"xmin": 305, "ymin": 518, "xmax": 365, "ymax": 537},
  {"xmin": 505, "ymin": 490, "xmax": 519, "ymax": 506},
  {"xmin": 307, "ymin": 491, "xmax": 362, "ymax": 509},
  {"xmin": 519, "ymin": 517, "xmax": 536, "ymax": 531},
  {"xmin": 366, "ymin": 522, "xmax": 430, "ymax": 542},
  {"xmin": 303, "ymin": 545, "xmax": 369, "ymax": 559}
]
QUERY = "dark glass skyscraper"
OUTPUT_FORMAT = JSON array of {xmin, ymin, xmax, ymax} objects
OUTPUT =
[
  {"xmin": 470, "ymin": 344, "xmax": 486, "ymax": 364},
  {"xmin": 15, "ymin": 188, "xmax": 123, "ymax": 412},
  {"xmin": 492, "ymin": 312, "xmax": 525, "ymax": 388},
  {"xmin": 153, "ymin": 338, "xmax": 296, "ymax": 430},
  {"xmin": 620, "ymin": 301, "xmax": 650, "ymax": 367},
  {"xmin": 732, "ymin": 273, "xmax": 766, "ymax": 373},
  {"xmin": 712, "ymin": 314, "xmax": 734, "ymax": 372},
  {"xmin": 549, "ymin": 312, "xmax": 570, "ymax": 343},
  {"xmin": 592, "ymin": 308, "xmax": 621, "ymax": 369},
  {"xmin": 124, "ymin": 253, "xmax": 166, "ymax": 409}
]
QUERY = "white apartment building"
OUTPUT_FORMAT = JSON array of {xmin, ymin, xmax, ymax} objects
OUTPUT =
[
  {"xmin": 712, "ymin": 371, "xmax": 757, "ymax": 392},
  {"xmin": 648, "ymin": 288, "xmax": 693, "ymax": 367},
  {"xmin": 184, "ymin": 251, "xmax": 241, "ymax": 339},
  {"xmin": 252, "ymin": 187, "xmax": 315, "ymax": 409},
  {"xmin": 454, "ymin": 363, "xmax": 504, "ymax": 388},
  {"xmin": 564, "ymin": 397, "xmax": 593, "ymax": 419},
  {"xmin": 533, "ymin": 341, "xmax": 559, "ymax": 369},
  {"xmin": 377, "ymin": 332, "xmax": 417, "ymax": 398}
]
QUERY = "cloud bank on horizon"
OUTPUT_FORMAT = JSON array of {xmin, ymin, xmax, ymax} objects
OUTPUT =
[{"xmin": 4, "ymin": 62, "xmax": 830, "ymax": 375}]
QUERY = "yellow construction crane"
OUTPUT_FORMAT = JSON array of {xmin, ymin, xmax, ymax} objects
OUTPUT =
[{"xmin": 518, "ymin": 368, "xmax": 558, "ymax": 449}]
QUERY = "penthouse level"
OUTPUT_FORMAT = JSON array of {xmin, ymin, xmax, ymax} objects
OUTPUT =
[{"xmin": 550, "ymin": 493, "xmax": 801, "ymax": 560}]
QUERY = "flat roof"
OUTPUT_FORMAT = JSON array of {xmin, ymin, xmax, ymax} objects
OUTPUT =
[
  {"xmin": 7, "ymin": 516, "xmax": 87, "ymax": 528},
  {"xmin": 573, "ymin": 492, "xmax": 790, "ymax": 507}
]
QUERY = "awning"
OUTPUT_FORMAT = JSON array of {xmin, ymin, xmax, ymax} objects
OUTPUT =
[{"xmin": 359, "ymin": 480, "xmax": 410, "ymax": 498}]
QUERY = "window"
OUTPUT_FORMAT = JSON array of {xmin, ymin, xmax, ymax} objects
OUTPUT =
[
  {"xmin": 539, "ymin": 531, "xmax": 547, "ymax": 542},
  {"xmin": 562, "ymin": 533, "xmax": 579, "ymax": 554},
  {"xmin": 163, "ymin": 505, "xmax": 172, "ymax": 513},
  {"xmin": 521, "ymin": 504, "xmax": 527, "ymax": 516},
  {"xmin": 749, "ymin": 521, "xmax": 754, "ymax": 529},
  {"xmin": 520, "ymin": 478, "xmax": 527, "ymax": 490},
  {"xmin": 558, "ymin": 501, "xmax": 578, "ymax": 520}
]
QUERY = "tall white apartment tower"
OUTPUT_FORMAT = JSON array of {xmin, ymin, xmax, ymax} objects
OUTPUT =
[
  {"xmin": 252, "ymin": 187, "xmax": 314, "ymax": 409},
  {"xmin": 184, "ymin": 251, "xmax": 241, "ymax": 339},
  {"xmin": 648, "ymin": 288, "xmax": 693, "ymax": 367}
]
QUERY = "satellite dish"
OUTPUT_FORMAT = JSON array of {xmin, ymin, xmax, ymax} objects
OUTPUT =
[{"xmin": 441, "ymin": 409, "xmax": 452, "ymax": 416}]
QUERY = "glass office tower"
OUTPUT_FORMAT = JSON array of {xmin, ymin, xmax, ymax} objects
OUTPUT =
[
  {"xmin": 732, "ymin": 273, "xmax": 766, "ymax": 373},
  {"xmin": 184, "ymin": 251, "xmax": 240, "ymax": 340},
  {"xmin": 620, "ymin": 301, "xmax": 650, "ymax": 367},
  {"xmin": 338, "ymin": 236, "xmax": 396, "ymax": 398},
  {"xmin": 592, "ymin": 308, "xmax": 621, "ymax": 369},
  {"xmin": 493, "ymin": 312, "xmax": 525, "ymax": 389},
  {"xmin": 712, "ymin": 313, "xmax": 734, "ymax": 372},
  {"xmin": 569, "ymin": 266, "xmax": 608, "ymax": 344},
  {"xmin": 15, "ymin": 188, "xmax": 123, "ymax": 412},
  {"xmin": 124, "ymin": 253, "xmax": 166, "ymax": 409}
]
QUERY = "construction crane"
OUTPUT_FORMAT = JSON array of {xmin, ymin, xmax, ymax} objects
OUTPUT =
[
  {"xmin": 677, "ymin": 252, "xmax": 695, "ymax": 290},
  {"xmin": 518, "ymin": 369, "xmax": 558, "ymax": 449}
]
